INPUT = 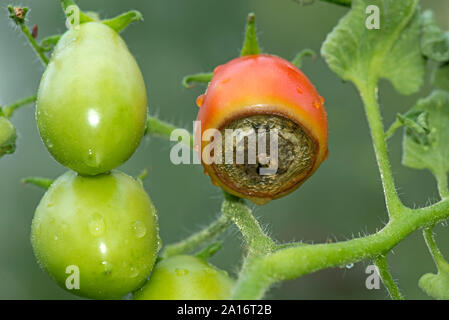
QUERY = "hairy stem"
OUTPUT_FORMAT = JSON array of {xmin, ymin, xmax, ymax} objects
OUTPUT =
[
  {"xmin": 374, "ymin": 255, "xmax": 404, "ymax": 300},
  {"xmin": 21, "ymin": 25, "xmax": 49, "ymax": 66},
  {"xmin": 358, "ymin": 83, "xmax": 405, "ymax": 218},
  {"xmin": 385, "ymin": 118, "xmax": 403, "ymax": 140},
  {"xmin": 233, "ymin": 199, "xmax": 449, "ymax": 299},
  {"xmin": 146, "ymin": 116, "xmax": 193, "ymax": 147},
  {"xmin": 222, "ymin": 192, "xmax": 276, "ymax": 257},
  {"xmin": 3, "ymin": 95, "xmax": 37, "ymax": 118},
  {"xmin": 162, "ymin": 215, "xmax": 231, "ymax": 258},
  {"xmin": 423, "ymin": 228, "xmax": 449, "ymax": 273},
  {"xmin": 434, "ymin": 171, "xmax": 449, "ymax": 200}
]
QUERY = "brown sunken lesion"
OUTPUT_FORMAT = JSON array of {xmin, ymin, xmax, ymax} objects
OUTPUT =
[{"xmin": 212, "ymin": 113, "xmax": 317, "ymax": 198}]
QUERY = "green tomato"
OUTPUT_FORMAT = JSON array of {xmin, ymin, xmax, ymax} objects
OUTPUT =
[
  {"xmin": 133, "ymin": 255, "xmax": 234, "ymax": 300},
  {"xmin": 36, "ymin": 22, "xmax": 147, "ymax": 175},
  {"xmin": 0, "ymin": 116, "xmax": 17, "ymax": 157},
  {"xmin": 31, "ymin": 170, "xmax": 160, "ymax": 299}
]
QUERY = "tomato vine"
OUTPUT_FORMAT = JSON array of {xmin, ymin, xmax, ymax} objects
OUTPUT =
[{"xmin": 3, "ymin": 0, "xmax": 449, "ymax": 300}]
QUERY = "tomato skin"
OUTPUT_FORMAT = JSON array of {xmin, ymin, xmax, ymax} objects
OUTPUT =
[
  {"xmin": 133, "ymin": 255, "xmax": 234, "ymax": 300},
  {"xmin": 31, "ymin": 170, "xmax": 160, "ymax": 300},
  {"xmin": 0, "ymin": 117, "xmax": 16, "ymax": 157},
  {"xmin": 36, "ymin": 22, "xmax": 147, "ymax": 176},
  {"xmin": 196, "ymin": 54, "xmax": 328, "ymax": 203}
]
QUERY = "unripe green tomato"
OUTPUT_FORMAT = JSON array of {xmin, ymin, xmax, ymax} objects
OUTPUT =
[
  {"xmin": 31, "ymin": 170, "xmax": 160, "ymax": 300},
  {"xmin": 0, "ymin": 117, "xmax": 16, "ymax": 157},
  {"xmin": 133, "ymin": 255, "xmax": 234, "ymax": 300},
  {"xmin": 36, "ymin": 22, "xmax": 147, "ymax": 175}
]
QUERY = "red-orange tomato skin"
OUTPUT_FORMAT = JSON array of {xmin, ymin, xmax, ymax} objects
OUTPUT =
[{"xmin": 197, "ymin": 54, "xmax": 329, "ymax": 202}]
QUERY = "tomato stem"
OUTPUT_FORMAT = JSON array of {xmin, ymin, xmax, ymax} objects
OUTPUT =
[
  {"xmin": 222, "ymin": 192, "xmax": 276, "ymax": 257},
  {"xmin": 291, "ymin": 49, "xmax": 316, "ymax": 68},
  {"xmin": 146, "ymin": 116, "xmax": 194, "ymax": 147},
  {"xmin": 385, "ymin": 117, "xmax": 403, "ymax": 140},
  {"xmin": 2, "ymin": 95, "xmax": 37, "ymax": 119},
  {"xmin": 358, "ymin": 82, "xmax": 405, "ymax": 220},
  {"xmin": 423, "ymin": 227, "xmax": 449, "ymax": 274},
  {"xmin": 182, "ymin": 72, "xmax": 213, "ymax": 89},
  {"xmin": 162, "ymin": 214, "xmax": 231, "ymax": 258},
  {"xmin": 8, "ymin": 6, "xmax": 49, "ymax": 66},
  {"xmin": 233, "ymin": 199, "xmax": 449, "ymax": 299},
  {"xmin": 373, "ymin": 255, "xmax": 404, "ymax": 300}
]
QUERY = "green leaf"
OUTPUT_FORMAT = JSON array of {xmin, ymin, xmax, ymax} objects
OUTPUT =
[
  {"xmin": 419, "ymin": 272, "xmax": 449, "ymax": 300},
  {"xmin": 321, "ymin": 0, "xmax": 425, "ymax": 95},
  {"xmin": 433, "ymin": 62, "xmax": 449, "ymax": 92},
  {"xmin": 402, "ymin": 90, "xmax": 449, "ymax": 176},
  {"xmin": 420, "ymin": 10, "xmax": 449, "ymax": 63}
]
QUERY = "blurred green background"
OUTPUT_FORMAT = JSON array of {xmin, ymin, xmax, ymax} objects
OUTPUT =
[{"xmin": 1, "ymin": 0, "xmax": 449, "ymax": 300}]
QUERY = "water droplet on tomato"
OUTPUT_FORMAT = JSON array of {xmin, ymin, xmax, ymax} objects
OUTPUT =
[
  {"xmin": 46, "ymin": 139, "xmax": 53, "ymax": 149},
  {"xmin": 175, "ymin": 268, "xmax": 189, "ymax": 276},
  {"xmin": 313, "ymin": 101, "xmax": 321, "ymax": 109},
  {"xmin": 221, "ymin": 78, "xmax": 230, "ymax": 85},
  {"xmin": 319, "ymin": 96, "xmax": 325, "ymax": 104},
  {"xmin": 35, "ymin": 224, "xmax": 41, "ymax": 236},
  {"xmin": 196, "ymin": 94, "xmax": 205, "ymax": 108},
  {"xmin": 133, "ymin": 220, "xmax": 146, "ymax": 238},
  {"xmin": 89, "ymin": 213, "xmax": 105, "ymax": 237},
  {"xmin": 102, "ymin": 261, "xmax": 112, "ymax": 275},
  {"xmin": 296, "ymin": 86, "xmax": 303, "ymax": 94},
  {"xmin": 204, "ymin": 268, "xmax": 217, "ymax": 275},
  {"xmin": 86, "ymin": 149, "xmax": 98, "ymax": 167},
  {"xmin": 129, "ymin": 267, "xmax": 139, "ymax": 278}
]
